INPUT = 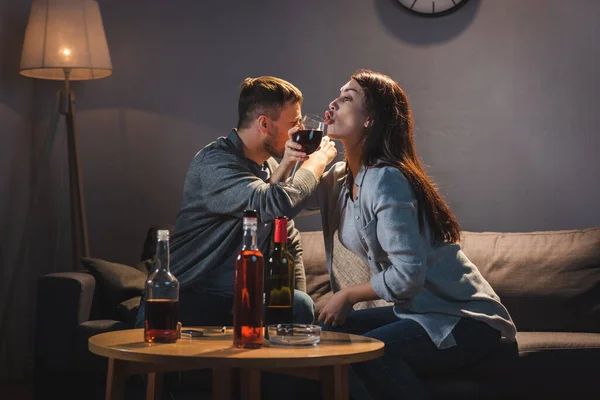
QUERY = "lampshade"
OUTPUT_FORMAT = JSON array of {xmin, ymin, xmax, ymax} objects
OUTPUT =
[{"xmin": 20, "ymin": 0, "xmax": 112, "ymax": 81}]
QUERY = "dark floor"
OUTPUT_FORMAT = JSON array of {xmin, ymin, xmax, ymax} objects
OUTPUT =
[
  {"xmin": 0, "ymin": 378, "xmax": 211, "ymax": 400},
  {"xmin": 0, "ymin": 380, "xmax": 32, "ymax": 400},
  {"xmin": 0, "ymin": 374, "xmax": 319, "ymax": 400}
]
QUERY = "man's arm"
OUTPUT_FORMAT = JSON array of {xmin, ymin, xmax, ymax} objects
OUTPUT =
[
  {"xmin": 269, "ymin": 134, "xmax": 337, "ymax": 186},
  {"xmin": 268, "ymin": 161, "xmax": 295, "ymax": 185},
  {"xmin": 199, "ymin": 147, "xmax": 318, "ymax": 222}
]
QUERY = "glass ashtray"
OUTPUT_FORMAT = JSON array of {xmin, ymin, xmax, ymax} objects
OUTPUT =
[{"xmin": 267, "ymin": 324, "xmax": 321, "ymax": 347}]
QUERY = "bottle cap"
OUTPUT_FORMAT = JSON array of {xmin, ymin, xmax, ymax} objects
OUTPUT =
[
  {"xmin": 157, "ymin": 230, "xmax": 169, "ymax": 241},
  {"xmin": 274, "ymin": 216, "xmax": 288, "ymax": 243},
  {"xmin": 243, "ymin": 209, "xmax": 258, "ymax": 218}
]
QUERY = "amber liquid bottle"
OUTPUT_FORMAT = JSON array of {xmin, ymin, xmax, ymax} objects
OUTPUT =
[
  {"xmin": 233, "ymin": 210, "xmax": 264, "ymax": 348},
  {"xmin": 265, "ymin": 216, "xmax": 294, "ymax": 332},
  {"xmin": 144, "ymin": 230, "xmax": 179, "ymax": 343}
]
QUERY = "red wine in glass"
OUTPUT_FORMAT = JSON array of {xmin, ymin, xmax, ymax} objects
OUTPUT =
[
  {"xmin": 279, "ymin": 114, "xmax": 326, "ymax": 193},
  {"xmin": 292, "ymin": 129, "xmax": 324, "ymax": 155}
]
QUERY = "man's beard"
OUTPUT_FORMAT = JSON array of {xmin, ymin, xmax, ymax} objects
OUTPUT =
[{"xmin": 263, "ymin": 132, "xmax": 284, "ymax": 159}]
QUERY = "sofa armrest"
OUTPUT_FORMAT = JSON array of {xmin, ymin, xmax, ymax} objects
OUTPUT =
[{"xmin": 34, "ymin": 272, "xmax": 96, "ymax": 371}]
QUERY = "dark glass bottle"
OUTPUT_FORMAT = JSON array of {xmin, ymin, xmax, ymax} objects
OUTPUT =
[
  {"xmin": 265, "ymin": 216, "xmax": 294, "ymax": 331},
  {"xmin": 233, "ymin": 210, "xmax": 264, "ymax": 348},
  {"xmin": 144, "ymin": 230, "xmax": 179, "ymax": 343}
]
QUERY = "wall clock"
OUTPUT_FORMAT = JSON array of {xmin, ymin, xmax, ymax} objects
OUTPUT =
[{"xmin": 396, "ymin": 0, "xmax": 470, "ymax": 17}]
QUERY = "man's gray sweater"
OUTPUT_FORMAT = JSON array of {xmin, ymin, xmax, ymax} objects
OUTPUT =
[{"xmin": 170, "ymin": 130, "xmax": 318, "ymax": 295}]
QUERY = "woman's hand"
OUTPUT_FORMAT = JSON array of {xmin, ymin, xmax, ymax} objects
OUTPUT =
[
  {"xmin": 295, "ymin": 134, "xmax": 337, "ymax": 182},
  {"xmin": 317, "ymin": 289, "xmax": 354, "ymax": 327},
  {"xmin": 318, "ymin": 282, "xmax": 380, "ymax": 327},
  {"xmin": 310, "ymin": 136, "xmax": 337, "ymax": 165}
]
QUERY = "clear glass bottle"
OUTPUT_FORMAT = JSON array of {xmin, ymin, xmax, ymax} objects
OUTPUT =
[
  {"xmin": 265, "ymin": 216, "xmax": 294, "ymax": 332},
  {"xmin": 233, "ymin": 209, "xmax": 264, "ymax": 348},
  {"xmin": 144, "ymin": 229, "xmax": 179, "ymax": 343}
]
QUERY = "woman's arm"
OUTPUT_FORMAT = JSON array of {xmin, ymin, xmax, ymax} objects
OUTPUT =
[
  {"xmin": 345, "ymin": 282, "xmax": 379, "ymax": 304},
  {"xmin": 318, "ymin": 282, "xmax": 380, "ymax": 326},
  {"xmin": 319, "ymin": 167, "xmax": 428, "ymax": 327},
  {"xmin": 317, "ymin": 282, "xmax": 379, "ymax": 326},
  {"xmin": 369, "ymin": 167, "xmax": 428, "ymax": 302}
]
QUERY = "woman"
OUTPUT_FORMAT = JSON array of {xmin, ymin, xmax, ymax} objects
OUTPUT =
[{"xmin": 285, "ymin": 69, "xmax": 517, "ymax": 399}]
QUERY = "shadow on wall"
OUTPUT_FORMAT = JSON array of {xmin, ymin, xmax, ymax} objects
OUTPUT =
[
  {"xmin": 0, "ymin": 3, "xmax": 31, "ymax": 113},
  {"xmin": 375, "ymin": 0, "xmax": 481, "ymax": 45},
  {"xmin": 0, "ymin": 1, "xmax": 37, "ymax": 384},
  {"xmin": 73, "ymin": 107, "xmax": 213, "ymax": 264}
]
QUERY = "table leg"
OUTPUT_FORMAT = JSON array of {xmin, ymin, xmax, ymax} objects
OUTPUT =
[
  {"xmin": 240, "ymin": 369, "xmax": 260, "ymax": 400},
  {"xmin": 213, "ymin": 367, "xmax": 234, "ymax": 400},
  {"xmin": 146, "ymin": 372, "xmax": 163, "ymax": 400},
  {"xmin": 105, "ymin": 358, "xmax": 128, "ymax": 400},
  {"xmin": 321, "ymin": 364, "xmax": 349, "ymax": 400}
]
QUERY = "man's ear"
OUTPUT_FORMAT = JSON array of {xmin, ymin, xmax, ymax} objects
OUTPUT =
[{"xmin": 257, "ymin": 115, "xmax": 269, "ymax": 133}]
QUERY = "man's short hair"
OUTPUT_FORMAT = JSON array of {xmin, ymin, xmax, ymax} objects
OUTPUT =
[{"xmin": 237, "ymin": 76, "xmax": 303, "ymax": 130}]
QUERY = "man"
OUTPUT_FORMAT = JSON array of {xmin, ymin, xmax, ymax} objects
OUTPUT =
[{"xmin": 167, "ymin": 76, "xmax": 336, "ymax": 327}]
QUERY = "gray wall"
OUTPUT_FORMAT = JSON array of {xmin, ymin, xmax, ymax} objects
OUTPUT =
[
  {"xmin": 64, "ymin": 0, "xmax": 599, "ymax": 267},
  {"xmin": 0, "ymin": 0, "xmax": 35, "ymax": 382},
  {"xmin": 1, "ymin": 0, "xmax": 600, "ymax": 380}
]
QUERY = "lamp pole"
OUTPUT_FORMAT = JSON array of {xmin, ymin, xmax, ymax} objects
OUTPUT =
[{"xmin": 62, "ymin": 67, "xmax": 90, "ymax": 267}]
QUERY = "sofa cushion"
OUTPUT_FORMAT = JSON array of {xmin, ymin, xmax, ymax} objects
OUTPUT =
[
  {"xmin": 81, "ymin": 257, "xmax": 147, "ymax": 320},
  {"xmin": 460, "ymin": 227, "xmax": 600, "ymax": 333},
  {"xmin": 136, "ymin": 258, "xmax": 154, "ymax": 274},
  {"xmin": 116, "ymin": 296, "xmax": 142, "ymax": 325},
  {"xmin": 331, "ymin": 230, "xmax": 393, "ymax": 310},
  {"xmin": 300, "ymin": 231, "xmax": 332, "ymax": 312}
]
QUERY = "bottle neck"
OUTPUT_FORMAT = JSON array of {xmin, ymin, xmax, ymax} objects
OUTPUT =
[
  {"xmin": 273, "ymin": 241, "xmax": 288, "ymax": 252},
  {"xmin": 154, "ymin": 239, "xmax": 170, "ymax": 272},
  {"xmin": 274, "ymin": 217, "xmax": 288, "ymax": 245},
  {"xmin": 242, "ymin": 218, "xmax": 258, "ymax": 250}
]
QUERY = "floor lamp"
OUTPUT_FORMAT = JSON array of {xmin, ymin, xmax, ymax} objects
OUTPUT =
[{"xmin": 20, "ymin": 0, "xmax": 112, "ymax": 269}]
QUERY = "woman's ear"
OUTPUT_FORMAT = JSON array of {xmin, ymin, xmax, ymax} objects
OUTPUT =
[{"xmin": 364, "ymin": 117, "xmax": 373, "ymax": 129}]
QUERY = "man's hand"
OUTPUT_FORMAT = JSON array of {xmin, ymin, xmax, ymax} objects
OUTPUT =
[
  {"xmin": 268, "ymin": 127, "xmax": 310, "ymax": 185},
  {"xmin": 280, "ymin": 126, "xmax": 309, "ymax": 169},
  {"xmin": 317, "ymin": 289, "xmax": 354, "ymax": 328}
]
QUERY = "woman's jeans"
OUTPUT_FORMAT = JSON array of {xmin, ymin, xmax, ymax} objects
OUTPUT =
[
  {"xmin": 324, "ymin": 306, "xmax": 502, "ymax": 400},
  {"xmin": 135, "ymin": 288, "xmax": 315, "ymax": 328}
]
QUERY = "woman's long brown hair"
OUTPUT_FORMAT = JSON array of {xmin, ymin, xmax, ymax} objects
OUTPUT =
[{"xmin": 351, "ymin": 69, "xmax": 461, "ymax": 244}]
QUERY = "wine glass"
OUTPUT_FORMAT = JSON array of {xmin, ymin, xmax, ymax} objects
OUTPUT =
[{"xmin": 278, "ymin": 114, "xmax": 325, "ymax": 193}]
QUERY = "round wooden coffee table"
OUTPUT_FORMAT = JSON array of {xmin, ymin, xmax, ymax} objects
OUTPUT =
[{"xmin": 89, "ymin": 326, "xmax": 384, "ymax": 400}]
